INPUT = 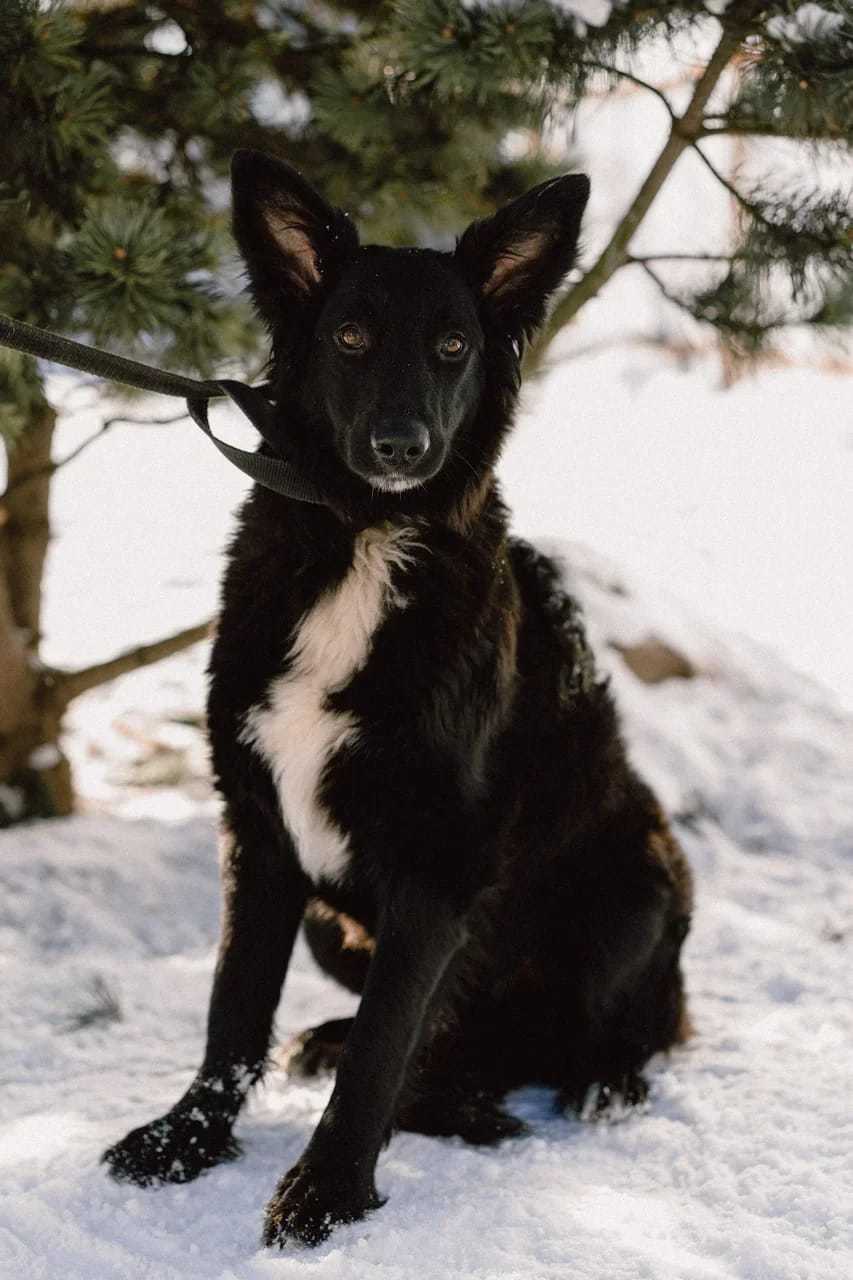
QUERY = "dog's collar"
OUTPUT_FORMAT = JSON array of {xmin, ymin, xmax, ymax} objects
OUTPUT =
[{"xmin": 187, "ymin": 380, "xmax": 325, "ymax": 505}]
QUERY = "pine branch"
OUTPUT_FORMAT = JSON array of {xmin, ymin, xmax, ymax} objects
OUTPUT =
[
  {"xmin": 581, "ymin": 59, "xmax": 676, "ymax": 117},
  {"xmin": 639, "ymin": 250, "xmax": 853, "ymax": 346},
  {"xmin": 58, "ymin": 619, "xmax": 212, "ymax": 705},
  {"xmin": 551, "ymin": 330, "xmax": 853, "ymax": 378},
  {"xmin": 638, "ymin": 260, "xmax": 699, "ymax": 313},
  {"xmin": 688, "ymin": 142, "xmax": 775, "ymax": 229},
  {"xmin": 1, "ymin": 411, "xmax": 187, "ymax": 500},
  {"xmin": 720, "ymin": 4, "xmax": 853, "ymax": 146},
  {"xmin": 699, "ymin": 120, "xmax": 847, "ymax": 141},
  {"xmin": 525, "ymin": 22, "xmax": 743, "ymax": 376},
  {"xmin": 628, "ymin": 253, "xmax": 743, "ymax": 264}
]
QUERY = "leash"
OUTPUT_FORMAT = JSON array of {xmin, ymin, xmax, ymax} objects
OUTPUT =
[{"xmin": 0, "ymin": 312, "xmax": 324, "ymax": 505}]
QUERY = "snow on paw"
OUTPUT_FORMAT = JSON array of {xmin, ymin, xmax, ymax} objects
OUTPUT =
[
  {"xmin": 262, "ymin": 1161, "xmax": 383, "ymax": 1248},
  {"xmin": 563, "ymin": 1072, "xmax": 650, "ymax": 1123},
  {"xmin": 102, "ymin": 1108, "xmax": 240, "ymax": 1186}
]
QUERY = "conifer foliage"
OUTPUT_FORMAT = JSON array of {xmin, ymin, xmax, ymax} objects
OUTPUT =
[
  {"xmin": 384, "ymin": 0, "xmax": 852, "ymax": 362},
  {"xmin": 0, "ymin": 0, "xmax": 850, "ymax": 819}
]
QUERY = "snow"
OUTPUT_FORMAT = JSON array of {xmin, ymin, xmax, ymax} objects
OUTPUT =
[
  {"xmin": 27, "ymin": 744, "xmax": 64, "ymax": 771},
  {"xmin": 465, "ymin": 0, "xmax": 615, "ymax": 29},
  {"xmin": 0, "ymin": 784, "xmax": 26, "ymax": 823},
  {"xmin": 507, "ymin": 356, "xmax": 853, "ymax": 717},
  {"xmin": 551, "ymin": 0, "xmax": 614, "ymax": 30},
  {"xmin": 766, "ymin": 5, "xmax": 846, "ymax": 44},
  {"xmin": 2, "ymin": 550, "xmax": 852, "ymax": 1278}
]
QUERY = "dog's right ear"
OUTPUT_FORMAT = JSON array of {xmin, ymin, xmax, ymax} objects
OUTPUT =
[{"xmin": 231, "ymin": 150, "xmax": 359, "ymax": 327}]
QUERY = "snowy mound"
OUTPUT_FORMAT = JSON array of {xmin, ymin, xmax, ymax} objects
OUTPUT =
[{"xmin": 1, "ymin": 545, "xmax": 851, "ymax": 1279}]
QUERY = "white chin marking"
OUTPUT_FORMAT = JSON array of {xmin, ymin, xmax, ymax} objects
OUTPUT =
[
  {"xmin": 370, "ymin": 476, "xmax": 422, "ymax": 493},
  {"xmin": 241, "ymin": 525, "xmax": 420, "ymax": 885}
]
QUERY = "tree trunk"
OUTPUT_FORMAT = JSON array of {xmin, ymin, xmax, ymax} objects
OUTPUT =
[
  {"xmin": 0, "ymin": 400, "xmax": 73, "ymax": 820},
  {"xmin": 1, "ymin": 399, "xmax": 55, "ymax": 650},
  {"xmin": 0, "ymin": 396, "xmax": 214, "ymax": 823}
]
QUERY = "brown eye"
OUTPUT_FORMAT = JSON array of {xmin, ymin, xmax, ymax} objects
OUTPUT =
[
  {"xmin": 335, "ymin": 322, "xmax": 367, "ymax": 352},
  {"xmin": 439, "ymin": 333, "xmax": 467, "ymax": 359}
]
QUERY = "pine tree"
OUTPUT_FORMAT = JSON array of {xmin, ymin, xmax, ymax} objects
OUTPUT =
[
  {"xmin": 381, "ymin": 0, "xmax": 852, "ymax": 370},
  {"xmin": 1, "ymin": 0, "xmax": 850, "ymax": 819}
]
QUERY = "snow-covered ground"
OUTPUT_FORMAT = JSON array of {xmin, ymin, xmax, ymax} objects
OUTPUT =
[
  {"xmin": 2, "ymin": 548, "xmax": 852, "ymax": 1279},
  {"xmin": 4, "ymin": 363, "xmax": 853, "ymax": 1273}
]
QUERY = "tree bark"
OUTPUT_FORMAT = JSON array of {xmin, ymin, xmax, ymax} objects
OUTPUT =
[
  {"xmin": 0, "ymin": 399, "xmax": 74, "ymax": 818},
  {"xmin": 0, "ymin": 560, "xmax": 34, "ymax": 740},
  {"xmin": 0, "ymin": 399, "xmax": 56, "ymax": 651}
]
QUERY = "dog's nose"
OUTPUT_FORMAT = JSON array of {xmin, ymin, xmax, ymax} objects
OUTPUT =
[{"xmin": 370, "ymin": 422, "xmax": 430, "ymax": 469}]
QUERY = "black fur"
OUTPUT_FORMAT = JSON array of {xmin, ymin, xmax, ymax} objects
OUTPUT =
[{"xmin": 103, "ymin": 151, "xmax": 692, "ymax": 1248}]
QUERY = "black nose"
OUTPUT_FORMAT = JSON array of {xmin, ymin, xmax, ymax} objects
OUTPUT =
[{"xmin": 370, "ymin": 422, "xmax": 430, "ymax": 470}]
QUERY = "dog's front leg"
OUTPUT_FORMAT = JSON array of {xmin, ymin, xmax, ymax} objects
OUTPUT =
[
  {"xmin": 263, "ymin": 878, "xmax": 466, "ymax": 1247},
  {"xmin": 104, "ymin": 802, "xmax": 306, "ymax": 1186}
]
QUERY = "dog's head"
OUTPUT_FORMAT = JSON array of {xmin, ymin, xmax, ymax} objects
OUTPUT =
[{"xmin": 231, "ymin": 150, "xmax": 589, "ymax": 516}]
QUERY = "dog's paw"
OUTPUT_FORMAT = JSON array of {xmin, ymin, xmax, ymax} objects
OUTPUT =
[
  {"xmin": 445, "ymin": 1096, "xmax": 528, "ymax": 1146},
  {"xmin": 562, "ymin": 1071, "xmax": 650, "ymax": 1123},
  {"xmin": 398, "ymin": 1089, "xmax": 528, "ymax": 1146},
  {"xmin": 102, "ymin": 1108, "xmax": 240, "ymax": 1186},
  {"xmin": 279, "ymin": 1028, "xmax": 344, "ymax": 1079},
  {"xmin": 262, "ymin": 1161, "xmax": 383, "ymax": 1248}
]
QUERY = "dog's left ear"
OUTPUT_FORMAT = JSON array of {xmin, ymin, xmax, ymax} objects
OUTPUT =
[
  {"xmin": 454, "ymin": 175, "xmax": 590, "ymax": 340},
  {"xmin": 231, "ymin": 149, "xmax": 359, "ymax": 328}
]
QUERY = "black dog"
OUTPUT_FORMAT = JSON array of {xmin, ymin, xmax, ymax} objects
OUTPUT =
[{"xmin": 103, "ymin": 150, "xmax": 692, "ymax": 1247}]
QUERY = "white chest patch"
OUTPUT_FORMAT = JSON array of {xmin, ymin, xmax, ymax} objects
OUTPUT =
[{"xmin": 241, "ymin": 524, "xmax": 419, "ymax": 884}]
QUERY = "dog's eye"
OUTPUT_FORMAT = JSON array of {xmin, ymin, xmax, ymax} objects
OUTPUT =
[
  {"xmin": 439, "ymin": 333, "xmax": 467, "ymax": 360},
  {"xmin": 335, "ymin": 323, "xmax": 367, "ymax": 353}
]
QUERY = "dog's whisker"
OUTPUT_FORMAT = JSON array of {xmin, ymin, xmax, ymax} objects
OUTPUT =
[{"xmin": 451, "ymin": 446, "xmax": 481, "ymax": 484}]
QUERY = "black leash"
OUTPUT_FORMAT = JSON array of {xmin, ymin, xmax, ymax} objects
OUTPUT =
[{"xmin": 0, "ymin": 312, "xmax": 324, "ymax": 505}]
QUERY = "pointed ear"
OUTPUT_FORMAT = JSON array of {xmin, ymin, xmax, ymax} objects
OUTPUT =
[
  {"xmin": 231, "ymin": 149, "xmax": 359, "ymax": 326},
  {"xmin": 454, "ymin": 175, "xmax": 590, "ymax": 340}
]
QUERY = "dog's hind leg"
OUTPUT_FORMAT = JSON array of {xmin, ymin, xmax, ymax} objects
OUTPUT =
[
  {"xmin": 103, "ymin": 803, "xmax": 306, "ymax": 1186},
  {"xmin": 558, "ymin": 820, "xmax": 692, "ymax": 1122},
  {"xmin": 302, "ymin": 897, "xmax": 373, "ymax": 994},
  {"xmin": 558, "ymin": 936, "xmax": 688, "ymax": 1123},
  {"xmin": 393, "ymin": 1001, "xmax": 528, "ymax": 1146},
  {"xmin": 282, "ymin": 1016, "xmax": 354, "ymax": 1078}
]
